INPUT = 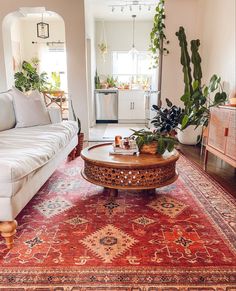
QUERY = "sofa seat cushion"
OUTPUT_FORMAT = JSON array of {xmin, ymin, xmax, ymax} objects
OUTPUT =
[{"xmin": 0, "ymin": 121, "xmax": 78, "ymax": 198}]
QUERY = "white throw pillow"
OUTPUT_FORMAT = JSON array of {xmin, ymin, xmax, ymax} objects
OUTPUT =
[{"xmin": 11, "ymin": 88, "xmax": 51, "ymax": 128}]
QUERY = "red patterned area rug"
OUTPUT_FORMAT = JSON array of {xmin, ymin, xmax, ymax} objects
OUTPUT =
[{"xmin": 0, "ymin": 155, "xmax": 235, "ymax": 290}]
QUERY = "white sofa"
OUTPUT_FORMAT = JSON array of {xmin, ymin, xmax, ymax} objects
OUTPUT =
[{"xmin": 0, "ymin": 91, "xmax": 78, "ymax": 248}]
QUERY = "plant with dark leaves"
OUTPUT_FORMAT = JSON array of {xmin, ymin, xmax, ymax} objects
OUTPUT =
[{"xmin": 151, "ymin": 98, "xmax": 183, "ymax": 134}]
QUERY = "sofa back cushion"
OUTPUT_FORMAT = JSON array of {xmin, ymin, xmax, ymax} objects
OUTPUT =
[
  {"xmin": 11, "ymin": 88, "xmax": 51, "ymax": 128},
  {"xmin": 0, "ymin": 92, "xmax": 16, "ymax": 131}
]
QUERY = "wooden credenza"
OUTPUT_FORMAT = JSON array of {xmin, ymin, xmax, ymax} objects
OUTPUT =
[{"xmin": 204, "ymin": 106, "xmax": 236, "ymax": 168}]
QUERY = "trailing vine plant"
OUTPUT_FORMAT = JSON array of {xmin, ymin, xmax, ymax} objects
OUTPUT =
[{"xmin": 150, "ymin": 0, "xmax": 169, "ymax": 106}]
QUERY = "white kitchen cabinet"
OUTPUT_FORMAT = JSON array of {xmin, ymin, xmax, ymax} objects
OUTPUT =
[{"xmin": 118, "ymin": 90, "xmax": 145, "ymax": 123}]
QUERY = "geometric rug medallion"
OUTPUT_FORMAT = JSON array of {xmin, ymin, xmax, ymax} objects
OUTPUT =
[
  {"xmin": 147, "ymin": 196, "xmax": 187, "ymax": 218},
  {"xmin": 0, "ymin": 155, "xmax": 235, "ymax": 290},
  {"xmin": 80, "ymin": 224, "xmax": 138, "ymax": 263}
]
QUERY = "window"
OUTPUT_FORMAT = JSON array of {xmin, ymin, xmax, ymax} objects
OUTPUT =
[
  {"xmin": 40, "ymin": 44, "xmax": 67, "ymax": 91},
  {"xmin": 112, "ymin": 51, "xmax": 152, "ymax": 86}
]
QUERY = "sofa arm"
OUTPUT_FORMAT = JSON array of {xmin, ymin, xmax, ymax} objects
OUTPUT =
[{"xmin": 48, "ymin": 108, "xmax": 62, "ymax": 124}]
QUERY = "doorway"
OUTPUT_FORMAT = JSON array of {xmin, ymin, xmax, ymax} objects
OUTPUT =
[{"xmin": 9, "ymin": 8, "xmax": 69, "ymax": 119}]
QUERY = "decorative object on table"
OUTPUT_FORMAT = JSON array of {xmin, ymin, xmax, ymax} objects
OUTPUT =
[
  {"xmin": 14, "ymin": 59, "xmax": 49, "ymax": 93},
  {"xmin": 175, "ymin": 26, "xmax": 227, "ymax": 145},
  {"xmin": 150, "ymin": 0, "xmax": 169, "ymax": 106},
  {"xmin": 37, "ymin": 13, "xmax": 49, "ymax": 39},
  {"xmin": 111, "ymin": 136, "xmax": 138, "ymax": 155},
  {"xmin": 131, "ymin": 99, "xmax": 179, "ymax": 155},
  {"xmin": 130, "ymin": 129, "xmax": 177, "ymax": 155},
  {"xmin": 98, "ymin": 20, "xmax": 108, "ymax": 62},
  {"xmin": 68, "ymin": 100, "xmax": 84, "ymax": 160}
]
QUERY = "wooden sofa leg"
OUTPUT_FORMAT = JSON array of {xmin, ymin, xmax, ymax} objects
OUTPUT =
[{"xmin": 0, "ymin": 220, "xmax": 18, "ymax": 249}]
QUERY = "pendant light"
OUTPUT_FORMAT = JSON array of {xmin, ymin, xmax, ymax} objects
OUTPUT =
[
  {"xmin": 129, "ymin": 15, "xmax": 138, "ymax": 56},
  {"xmin": 37, "ymin": 14, "xmax": 49, "ymax": 39}
]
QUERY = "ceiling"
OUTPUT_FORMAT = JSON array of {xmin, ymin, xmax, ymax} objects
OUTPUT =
[{"xmin": 88, "ymin": 0, "xmax": 159, "ymax": 21}]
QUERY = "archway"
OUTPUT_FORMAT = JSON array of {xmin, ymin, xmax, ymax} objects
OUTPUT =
[{"xmin": 2, "ymin": 8, "xmax": 69, "ymax": 119}]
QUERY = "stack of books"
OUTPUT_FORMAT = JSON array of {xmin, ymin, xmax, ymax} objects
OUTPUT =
[{"xmin": 110, "ymin": 139, "xmax": 139, "ymax": 156}]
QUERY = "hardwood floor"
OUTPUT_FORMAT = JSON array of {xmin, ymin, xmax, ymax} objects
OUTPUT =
[
  {"xmin": 85, "ymin": 141, "xmax": 236, "ymax": 198},
  {"xmin": 177, "ymin": 144, "xmax": 236, "ymax": 197}
]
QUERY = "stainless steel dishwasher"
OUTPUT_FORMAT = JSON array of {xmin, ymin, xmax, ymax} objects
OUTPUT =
[{"xmin": 95, "ymin": 90, "xmax": 118, "ymax": 123}]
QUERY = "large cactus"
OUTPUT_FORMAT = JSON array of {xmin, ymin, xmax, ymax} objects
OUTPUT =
[
  {"xmin": 191, "ymin": 39, "xmax": 202, "ymax": 87},
  {"xmin": 176, "ymin": 27, "xmax": 193, "ymax": 95}
]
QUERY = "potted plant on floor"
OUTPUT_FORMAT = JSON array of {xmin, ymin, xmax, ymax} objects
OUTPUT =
[
  {"xmin": 131, "ymin": 101, "xmax": 180, "ymax": 155},
  {"xmin": 175, "ymin": 26, "xmax": 227, "ymax": 145}
]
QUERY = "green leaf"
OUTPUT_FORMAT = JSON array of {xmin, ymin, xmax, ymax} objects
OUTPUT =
[
  {"xmin": 167, "ymin": 140, "xmax": 175, "ymax": 152},
  {"xmin": 203, "ymin": 86, "xmax": 209, "ymax": 97},
  {"xmin": 180, "ymin": 93, "xmax": 190, "ymax": 103},
  {"xmin": 193, "ymin": 80, "xmax": 199, "ymax": 90},
  {"xmin": 157, "ymin": 138, "xmax": 165, "ymax": 155},
  {"xmin": 166, "ymin": 98, "xmax": 173, "ymax": 107},
  {"xmin": 181, "ymin": 115, "xmax": 189, "ymax": 129}
]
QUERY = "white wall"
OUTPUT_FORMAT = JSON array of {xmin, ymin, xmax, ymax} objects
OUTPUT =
[
  {"xmin": 0, "ymin": 0, "xmax": 89, "ymax": 138},
  {"xmin": 19, "ymin": 17, "xmax": 65, "ymax": 62},
  {"xmin": 85, "ymin": 0, "xmax": 96, "ymax": 126},
  {"xmin": 198, "ymin": 0, "xmax": 236, "ymax": 93},
  {"xmin": 95, "ymin": 20, "xmax": 153, "ymax": 77},
  {"xmin": 162, "ymin": 0, "xmax": 200, "ymax": 107}
]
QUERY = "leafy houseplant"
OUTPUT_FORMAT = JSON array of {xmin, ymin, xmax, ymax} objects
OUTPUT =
[
  {"xmin": 14, "ymin": 60, "xmax": 49, "ymax": 92},
  {"xmin": 151, "ymin": 98, "xmax": 183, "ymax": 134},
  {"xmin": 106, "ymin": 76, "xmax": 117, "ymax": 88},
  {"xmin": 131, "ymin": 129, "xmax": 177, "ymax": 155},
  {"xmin": 150, "ymin": 0, "xmax": 169, "ymax": 106},
  {"xmin": 176, "ymin": 27, "xmax": 227, "ymax": 130}
]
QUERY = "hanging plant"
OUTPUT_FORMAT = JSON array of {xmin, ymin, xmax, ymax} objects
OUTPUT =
[
  {"xmin": 150, "ymin": 0, "xmax": 169, "ymax": 68},
  {"xmin": 98, "ymin": 42, "xmax": 108, "ymax": 61},
  {"xmin": 98, "ymin": 20, "xmax": 108, "ymax": 62}
]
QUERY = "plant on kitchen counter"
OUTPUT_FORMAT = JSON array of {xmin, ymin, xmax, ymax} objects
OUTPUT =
[
  {"xmin": 106, "ymin": 76, "xmax": 117, "ymax": 88},
  {"xmin": 95, "ymin": 70, "xmax": 101, "ymax": 89}
]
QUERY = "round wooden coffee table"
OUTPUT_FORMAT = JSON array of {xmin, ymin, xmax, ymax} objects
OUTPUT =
[{"xmin": 81, "ymin": 143, "xmax": 179, "ymax": 196}]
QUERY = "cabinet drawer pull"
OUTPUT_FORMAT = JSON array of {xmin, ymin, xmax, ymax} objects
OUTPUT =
[
  {"xmin": 224, "ymin": 128, "xmax": 229, "ymax": 136},
  {"xmin": 130, "ymin": 102, "xmax": 132, "ymax": 110}
]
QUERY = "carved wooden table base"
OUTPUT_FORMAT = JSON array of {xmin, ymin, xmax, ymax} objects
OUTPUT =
[{"xmin": 81, "ymin": 143, "xmax": 179, "ymax": 195}]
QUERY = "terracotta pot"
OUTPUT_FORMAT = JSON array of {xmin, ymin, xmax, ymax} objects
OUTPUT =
[{"xmin": 140, "ymin": 141, "xmax": 158, "ymax": 155}]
